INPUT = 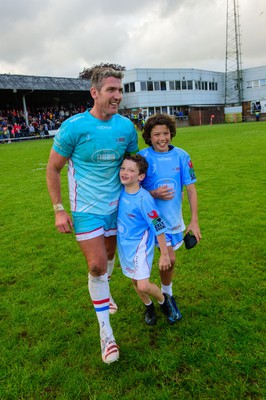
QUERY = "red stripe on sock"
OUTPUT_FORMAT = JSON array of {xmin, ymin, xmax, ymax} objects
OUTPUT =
[{"xmin": 93, "ymin": 298, "xmax": 109, "ymax": 305}]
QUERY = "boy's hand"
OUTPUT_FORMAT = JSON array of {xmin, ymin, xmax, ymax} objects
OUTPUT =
[
  {"xmin": 159, "ymin": 253, "xmax": 171, "ymax": 270},
  {"xmin": 151, "ymin": 185, "xmax": 175, "ymax": 200},
  {"xmin": 185, "ymin": 221, "xmax": 202, "ymax": 242}
]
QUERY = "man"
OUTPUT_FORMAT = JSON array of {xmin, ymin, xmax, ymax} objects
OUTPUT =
[{"xmin": 46, "ymin": 66, "xmax": 138, "ymax": 364}]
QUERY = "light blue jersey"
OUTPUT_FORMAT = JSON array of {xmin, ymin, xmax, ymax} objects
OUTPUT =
[
  {"xmin": 53, "ymin": 111, "xmax": 138, "ymax": 215},
  {"xmin": 138, "ymin": 145, "xmax": 196, "ymax": 234},
  {"xmin": 117, "ymin": 187, "xmax": 166, "ymax": 280}
]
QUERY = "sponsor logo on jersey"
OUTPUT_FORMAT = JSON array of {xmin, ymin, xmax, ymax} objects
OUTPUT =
[
  {"xmin": 109, "ymin": 200, "xmax": 118, "ymax": 207},
  {"xmin": 97, "ymin": 125, "xmax": 112, "ymax": 130},
  {"xmin": 92, "ymin": 149, "xmax": 120, "ymax": 163},
  {"xmin": 127, "ymin": 213, "xmax": 136, "ymax": 218},
  {"xmin": 148, "ymin": 210, "xmax": 165, "ymax": 232},
  {"xmin": 148, "ymin": 210, "xmax": 159, "ymax": 219},
  {"xmin": 188, "ymin": 160, "xmax": 196, "ymax": 180},
  {"xmin": 69, "ymin": 115, "xmax": 84, "ymax": 123}
]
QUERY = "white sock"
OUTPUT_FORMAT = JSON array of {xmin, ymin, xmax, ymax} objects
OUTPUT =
[
  {"xmin": 88, "ymin": 273, "xmax": 113, "ymax": 338},
  {"xmin": 161, "ymin": 283, "xmax": 173, "ymax": 297},
  {"xmin": 107, "ymin": 258, "xmax": 115, "ymax": 281},
  {"xmin": 144, "ymin": 300, "xmax": 153, "ymax": 307},
  {"xmin": 107, "ymin": 258, "xmax": 115, "ymax": 301}
]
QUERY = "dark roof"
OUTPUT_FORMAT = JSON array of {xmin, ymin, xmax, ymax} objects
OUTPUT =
[{"xmin": 0, "ymin": 74, "xmax": 91, "ymax": 91}]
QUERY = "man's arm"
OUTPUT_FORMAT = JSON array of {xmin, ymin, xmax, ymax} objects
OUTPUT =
[
  {"xmin": 185, "ymin": 183, "xmax": 201, "ymax": 242},
  {"xmin": 46, "ymin": 149, "xmax": 73, "ymax": 233}
]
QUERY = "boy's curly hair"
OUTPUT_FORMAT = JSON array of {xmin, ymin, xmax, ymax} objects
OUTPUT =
[{"xmin": 142, "ymin": 114, "xmax": 176, "ymax": 146}]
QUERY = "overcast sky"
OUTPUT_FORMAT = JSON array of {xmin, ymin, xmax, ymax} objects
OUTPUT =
[{"xmin": 0, "ymin": 0, "xmax": 265, "ymax": 78}]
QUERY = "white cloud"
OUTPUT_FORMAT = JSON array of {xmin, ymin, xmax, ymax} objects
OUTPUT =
[{"xmin": 0, "ymin": 0, "xmax": 265, "ymax": 77}]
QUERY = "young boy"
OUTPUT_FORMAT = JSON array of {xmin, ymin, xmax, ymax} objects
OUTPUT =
[
  {"xmin": 139, "ymin": 114, "xmax": 202, "ymax": 319},
  {"xmin": 117, "ymin": 154, "xmax": 178, "ymax": 325}
]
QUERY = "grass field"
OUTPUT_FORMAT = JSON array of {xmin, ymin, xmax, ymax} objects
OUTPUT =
[{"xmin": 1, "ymin": 122, "xmax": 265, "ymax": 400}]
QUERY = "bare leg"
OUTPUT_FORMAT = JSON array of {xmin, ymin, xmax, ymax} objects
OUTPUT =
[{"xmin": 132, "ymin": 278, "xmax": 164, "ymax": 304}]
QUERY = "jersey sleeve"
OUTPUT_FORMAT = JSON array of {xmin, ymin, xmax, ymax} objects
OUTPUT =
[
  {"xmin": 125, "ymin": 121, "xmax": 139, "ymax": 154},
  {"xmin": 180, "ymin": 149, "xmax": 197, "ymax": 186},
  {"xmin": 139, "ymin": 190, "xmax": 167, "ymax": 236},
  {"xmin": 52, "ymin": 120, "xmax": 76, "ymax": 158}
]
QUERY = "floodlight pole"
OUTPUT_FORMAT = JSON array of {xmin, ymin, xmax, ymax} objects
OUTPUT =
[
  {"xmin": 225, "ymin": 0, "xmax": 243, "ymax": 106},
  {"xmin": 22, "ymin": 90, "xmax": 34, "ymax": 127}
]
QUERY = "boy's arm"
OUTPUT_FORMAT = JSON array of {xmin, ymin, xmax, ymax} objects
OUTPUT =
[
  {"xmin": 156, "ymin": 233, "xmax": 171, "ymax": 270},
  {"xmin": 186, "ymin": 183, "xmax": 202, "ymax": 242}
]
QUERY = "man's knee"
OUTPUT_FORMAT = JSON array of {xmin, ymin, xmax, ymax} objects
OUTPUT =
[{"xmin": 88, "ymin": 261, "xmax": 107, "ymax": 276}]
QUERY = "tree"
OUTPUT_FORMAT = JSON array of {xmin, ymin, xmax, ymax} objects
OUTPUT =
[{"xmin": 79, "ymin": 63, "xmax": 126, "ymax": 80}]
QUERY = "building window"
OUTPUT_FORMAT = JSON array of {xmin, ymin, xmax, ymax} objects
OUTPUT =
[
  {"xmin": 147, "ymin": 81, "xmax": 153, "ymax": 91},
  {"xmin": 259, "ymin": 79, "xmax": 266, "ymax": 86},
  {"xmin": 198, "ymin": 81, "xmax": 201, "ymax": 90},
  {"xmin": 154, "ymin": 81, "xmax": 160, "ymax": 90},
  {"xmin": 188, "ymin": 80, "xmax": 193, "ymax": 90},
  {"xmin": 124, "ymin": 82, "xmax": 136, "ymax": 93},
  {"xmin": 169, "ymin": 81, "xmax": 175, "ymax": 90},
  {"xmin": 175, "ymin": 81, "xmax": 181, "ymax": 90},
  {"xmin": 129, "ymin": 82, "xmax": 135, "ymax": 92},
  {"xmin": 195, "ymin": 81, "xmax": 198, "ymax": 90},
  {"xmin": 182, "ymin": 81, "xmax": 187, "ymax": 90},
  {"xmin": 140, "ymin": 81, "xmax": 147, "ymax": 91},
  {"xmin": 160, "ymin": 81, "xmax": 166, "ymax": 90},
  {"xmin": 148, "ymin": 107, "xmax": 155, "ymax": 115}
]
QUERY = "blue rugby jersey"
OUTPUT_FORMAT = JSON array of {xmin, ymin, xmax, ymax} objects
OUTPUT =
[
  {"xmin": 117, "ymin": 187, "xmax": 166, "ymax": 278},
  {"xmin": 138, "ymin": 145, "xmax": 196, "ymax": 234},
  {"xmin": 53, "ymin": 110, "xmax": 138, "ymax": 215}
]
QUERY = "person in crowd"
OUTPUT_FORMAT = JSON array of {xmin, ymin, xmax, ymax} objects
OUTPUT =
[
  {"xmin": 139, "ymin": 114, "xmax": 202, "ymax": 319},
  {"xmin": 117, "ymin": 154, "xmax": 179, "ymax": 325},
  {"xmin": 46, "ymin": 65, "xmax": 138, "ymax": 364}
]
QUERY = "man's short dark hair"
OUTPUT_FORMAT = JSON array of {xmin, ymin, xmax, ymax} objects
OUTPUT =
[{"xmin": 91, "ymin": 67, "xmax": 124, "ymax": 90}]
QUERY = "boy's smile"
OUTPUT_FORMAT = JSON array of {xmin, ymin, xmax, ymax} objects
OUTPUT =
[{"xmin": 150, "ymin": 124, "xmax": 171, "ymax": 152}]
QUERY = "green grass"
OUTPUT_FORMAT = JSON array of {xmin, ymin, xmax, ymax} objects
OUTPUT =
[{"xmin": 1, "ymin": 122, "xmax": 265, "ymax": 400}]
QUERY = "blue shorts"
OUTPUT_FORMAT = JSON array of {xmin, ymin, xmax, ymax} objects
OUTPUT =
[
  {"xmin": 72, "ymin": 211, "xmax": 117, "ymax": 242},
  {"xmin": 155, "ymin": 232, "xmax": 183, "ymax": 251}
]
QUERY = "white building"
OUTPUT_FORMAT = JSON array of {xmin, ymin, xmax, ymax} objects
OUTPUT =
[{"xmin": 121, "ymin": 66, "xmax": 266, "ymax": 123}]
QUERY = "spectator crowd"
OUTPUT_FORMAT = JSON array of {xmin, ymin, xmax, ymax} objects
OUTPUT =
[{"xmin": 0, "ymin": 105, "xmax": 87, "ymax": 143}]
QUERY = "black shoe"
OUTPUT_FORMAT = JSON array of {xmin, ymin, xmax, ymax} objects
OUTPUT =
[
  {"xmin": 144, "ymin": 302, "xmax": 157, "ymax": 325},
  {"xmin": 171, "ymin": 295, "xmax": 182, "ymax": 320},
  {"xmin": 160, "ymin": 293, "xmax": 178, "ymax": 325}
]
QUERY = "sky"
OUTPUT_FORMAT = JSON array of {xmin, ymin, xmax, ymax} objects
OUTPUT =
[{"xmin": 0, "ymin": 0, "xmax": 265, "ymax": 78}]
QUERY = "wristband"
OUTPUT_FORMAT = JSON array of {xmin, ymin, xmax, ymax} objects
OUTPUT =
[{"xmin": 53, "ymin": 203, "xmax": 65, "ymax": 213}]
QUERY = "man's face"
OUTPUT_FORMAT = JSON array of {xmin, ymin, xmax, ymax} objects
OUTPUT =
[{"xmin": 91, "ymin": 76, "xmax": 123, "ymax": 120}]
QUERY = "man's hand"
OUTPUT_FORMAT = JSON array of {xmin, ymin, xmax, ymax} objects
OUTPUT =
[{"xmin": 55, "ymin": 211, "xmax": 73, "ymax": 233}]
